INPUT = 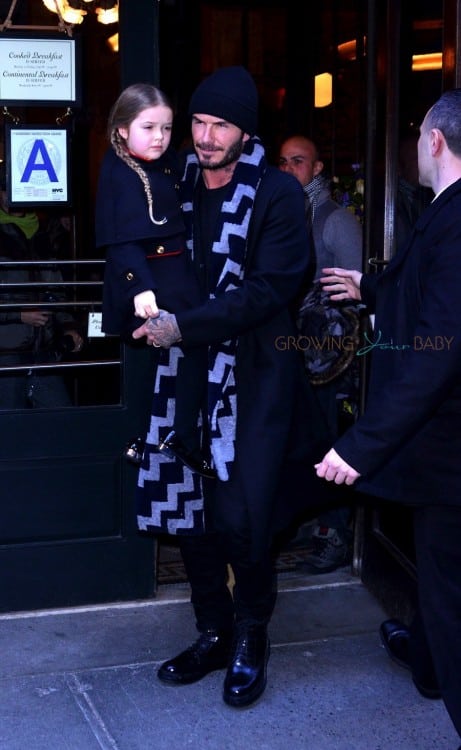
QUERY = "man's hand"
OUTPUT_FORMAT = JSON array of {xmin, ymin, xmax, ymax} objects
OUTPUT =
[
  {"xmin": 320, "ymin": 267, "xmax": 363, "ymax": 302},
  {"xmin": 133, "ymin": 290, "xmax": 158, "ymax": 318},
  {"xmin": 21, "ymin": 310, "xmax": 49, "ymax": 326},
  {"xmin": 132, "ymin": 310, "xmax": 182, "ymax": 348},
  {"xmin": 315, "ymin": 448, "xmax": 361, "ymax": 485}
]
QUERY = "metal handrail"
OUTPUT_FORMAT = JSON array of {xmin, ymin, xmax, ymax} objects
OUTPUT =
[
  {"xmin": 0, "ymin": 360, "xmax": 120, "ymax": 373},
  {"xmin": 0, "ymin": 258, "xmax": 104, "ymax": 305},
  {"xmin": 0, "ymin": 257, "xmax": 121, "ymax": 373},
  {"xmin": 0, "ymin": 301, "xmax": 103, "ymax": 308},
  {"xmin": 0, "ymin": 282, "xmax": 102, "ymax": 287},
  {"xmin": 0, "ymin": 260, "xmax": 105, "ymax": 265}
]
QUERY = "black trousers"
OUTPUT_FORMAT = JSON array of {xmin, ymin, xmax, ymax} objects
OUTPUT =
[
  {"xmin": 178, "ymin": 530, "xmax": 277, "ymax": 633},
  {"xmin": 411, "ymin": 505, "xmax": 461, "ymax": 739}
]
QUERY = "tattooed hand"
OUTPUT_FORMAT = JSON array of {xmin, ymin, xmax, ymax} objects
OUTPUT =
[{"xmin": 132, "ymin": 309, "xmax": 182, "ymax": 348}]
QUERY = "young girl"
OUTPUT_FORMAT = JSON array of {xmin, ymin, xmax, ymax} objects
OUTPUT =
[{"xmin": 95, "ymin": 83, "xmax": 214, "ymax": 478}]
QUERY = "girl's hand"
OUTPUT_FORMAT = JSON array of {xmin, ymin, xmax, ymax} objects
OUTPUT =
[{"xmin": 134, "ymin": 290, "xmax": 158, "ymax": 318}]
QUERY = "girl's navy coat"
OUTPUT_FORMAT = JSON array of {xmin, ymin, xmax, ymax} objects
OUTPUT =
[{"xmin": 95, "ymin": 147, "xmax": 199, "ymax": 336}]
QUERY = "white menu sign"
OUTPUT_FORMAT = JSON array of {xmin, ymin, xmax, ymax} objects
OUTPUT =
[{"xmin": 0, "ymin": 36, "xmax": 77, "ymax": 104}]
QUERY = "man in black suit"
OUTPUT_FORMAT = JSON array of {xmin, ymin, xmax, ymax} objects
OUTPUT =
[{"xmin": 315, "ymin": 89, "xmax": 461, "ymax": 744}]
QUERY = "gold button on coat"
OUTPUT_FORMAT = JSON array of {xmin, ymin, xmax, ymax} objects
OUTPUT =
[
  {"xmin": 126, "ymin": 272, "xmax": 134, "ymax": 280},
  {"xmin": 156, "ymin": 245, "xmax": 165, "ymax": 254}
]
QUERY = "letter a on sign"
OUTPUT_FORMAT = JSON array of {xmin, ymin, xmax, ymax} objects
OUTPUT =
[{"xmin": 20, "ymin": 139, "xmax": 59, "ymax": 183}]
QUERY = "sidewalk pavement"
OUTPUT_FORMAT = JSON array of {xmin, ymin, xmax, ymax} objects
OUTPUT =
[{"xmin": 0, "ymin": 569, "xmax": 458, "ymax": 750}]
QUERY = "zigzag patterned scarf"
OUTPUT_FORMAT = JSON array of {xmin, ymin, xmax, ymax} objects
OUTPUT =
[
  {"xmin": 136, "ymin": 137, "xmax": 266, "ymax": 535},
  {"xmin": 182, "ymin": 136, "xmax": 266, "ymax": 479}
]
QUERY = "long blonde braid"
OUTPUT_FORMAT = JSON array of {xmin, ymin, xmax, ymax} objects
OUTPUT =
[
  {"xmin": 110, "ymin": 129, "xmax": 166, "ymax": 225},
  {"xmin": 107, "ymin": 83, "xmax": 173, "ymax": 226}
]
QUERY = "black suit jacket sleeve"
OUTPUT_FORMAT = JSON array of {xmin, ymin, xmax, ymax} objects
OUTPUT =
[
  {"xmin": 335, "ymin": 190, "xmax": 461, "ymax": 477},
  {"xmin": 360, "ymin": 272, "xmax": 378, "ymax": 311}
]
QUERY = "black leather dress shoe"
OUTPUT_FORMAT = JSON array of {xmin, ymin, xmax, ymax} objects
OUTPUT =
[
  {"xmin": 157, "ymin": 630, "xmax": 232, "ymax": 685},
  {"xmin": 380, "ymin": 619, "xmax": 411, "ymax": 669},
  {"xmin": 223, "ymin": 624, "xmax": 270, "ymax": 708},
  {"xmin": 379, "ymin": 619, "xmax": 441, "ymax": 700},
  {"xmin": 158, "ymin": 430, "xmax": 217, "ymax": 479}
]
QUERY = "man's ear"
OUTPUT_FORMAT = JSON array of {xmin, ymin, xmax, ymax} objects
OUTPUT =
[
  {"xmin": 430, "ymin": 128, "xmax": 444, "ymax": 156},
  {"xmin": 313, "ymin": 160, "xmax": 324, "ymax": 177}
]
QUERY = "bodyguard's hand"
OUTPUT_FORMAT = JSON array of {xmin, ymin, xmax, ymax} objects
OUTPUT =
[
  {"xmin": 320, "ymin": 267, "xmax": 363, "ymax": 302},
  {"xmin": 132, "ymin": 309, "xmax": 182, "ymax": 348},
  {"xmin": 315, "ymin": 448, "xmax": 361, "ymax": 485}
]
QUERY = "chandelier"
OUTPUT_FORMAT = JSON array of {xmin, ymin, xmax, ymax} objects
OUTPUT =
[{"xmin": 42, "ymin": 0, "xmax": 119, "ymax": 26}]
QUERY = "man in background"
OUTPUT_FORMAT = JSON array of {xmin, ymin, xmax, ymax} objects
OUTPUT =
[{"xmin": 279, "ymin": 135, "xmax": 363, "ymax": 573}]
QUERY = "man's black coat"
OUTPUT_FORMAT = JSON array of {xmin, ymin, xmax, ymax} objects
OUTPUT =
[
  {"xmin": 336, "ymin": 177, "xmax": 461, "ymax": 507},
  {"xmin": 176, "ymin": 165, "xmax": 331, "ymax": 554}
]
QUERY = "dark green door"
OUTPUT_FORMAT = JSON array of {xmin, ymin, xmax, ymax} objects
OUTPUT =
[
  {"xmin": 0, "ymin": 0, "xmax": 165, "ymax": 613},
  {"xmin": 0, "ymin": 305, "xmax": 157, "ymax": 613}
]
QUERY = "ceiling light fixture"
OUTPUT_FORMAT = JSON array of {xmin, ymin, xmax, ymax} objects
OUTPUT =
[
  {"xmin": 41, "ymin": 0, "xmax": 118, "ymax": 26},
  {"xmin": 95, "ymin": 6, "xmax": 118, "ymax": 25}
]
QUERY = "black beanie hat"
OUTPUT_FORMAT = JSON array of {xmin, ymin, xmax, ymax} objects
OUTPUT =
[{"xmin": 188, "ymin": 66, "xmax": 258, "ymax": 135}]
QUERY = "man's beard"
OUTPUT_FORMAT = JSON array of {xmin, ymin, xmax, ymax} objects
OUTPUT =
[{"xmin": 196, "ymin": 134, "xmax": 245, "ymax": 171}]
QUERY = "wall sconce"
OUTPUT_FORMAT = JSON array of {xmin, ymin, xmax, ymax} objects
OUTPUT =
[
  {"xmin": 338, "ymin": 40, "xmax": 357, "ymax": 61},
  {"xmin": 337, "ymin": 37, "xmax": 367, "ymax": 61},
  {"xmin": 315, "ymin": 73, "xmax": 333, "ymax": 108},
  {"xmin": 412, "ymin": 52, "xmax": 442, "ymax": 71},
  {"xmin": 107, "ymin": 32, "xmax": 119, "ymax": 52}
]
